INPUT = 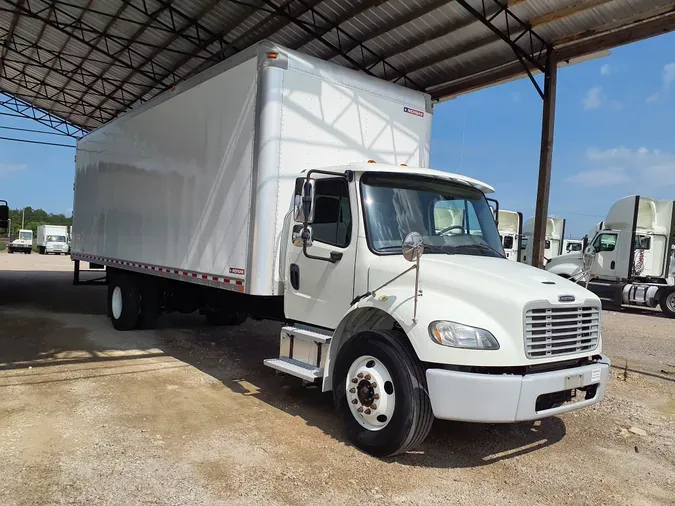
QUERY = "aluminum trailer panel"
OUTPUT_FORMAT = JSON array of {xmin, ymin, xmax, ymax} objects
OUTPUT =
[{"xmin": 72, "ymin": 42, "xmax": 431, "ymax": 296}]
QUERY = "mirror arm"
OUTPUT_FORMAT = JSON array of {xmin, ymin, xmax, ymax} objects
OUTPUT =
[{"xmin": 302, "ymin": 241, "xmax": 341, "ymax": 264}]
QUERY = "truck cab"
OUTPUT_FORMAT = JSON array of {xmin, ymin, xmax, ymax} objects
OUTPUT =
[
  {"xmin": 8, "ymin": 229, "xmax": 33, "ymax": 254},
  {"xmin": 546, "ymin": 196, "xmax": 675, "ymax": 317},
  {"xmin": 497, "ymin": 210, "xmax": 523, "ymax": 261},
  {"xmin": 521, "ymin": 216, "xmax": 566, "ymax": 266},
  {"xmin": 269, "ymin": 162, "xmax": 609, "ymax": 456}
]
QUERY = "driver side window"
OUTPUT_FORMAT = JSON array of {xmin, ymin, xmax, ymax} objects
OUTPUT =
[{"xmin": 593, "ymin": 233, "xmax": 617, "ymax": 252}]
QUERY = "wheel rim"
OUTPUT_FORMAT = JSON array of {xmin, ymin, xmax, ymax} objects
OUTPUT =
[
  {"xmin": 112, "ymin": 286, "xmax": 123, "ymax": 320},
  {"xmin": 346, "ymin": 355, "xmax": 395, "ymax": 431},
  {"xmin": 666, "ymin": 292, "xmax": 675, "ymax": 312}
]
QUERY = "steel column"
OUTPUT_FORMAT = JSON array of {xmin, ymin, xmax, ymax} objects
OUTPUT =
[{"xmin": 531, "ymin": 50, "xmax": 557, "ymax": 269}]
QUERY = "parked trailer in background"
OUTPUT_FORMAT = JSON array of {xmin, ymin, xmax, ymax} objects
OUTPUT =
[
  {"xmin": 521, "ymin": 216, "xmax": 566, "ymax": 266},
  {"xmin": 72, "ymin": 42, "xmax": 609, "ymax": 457},
  {"xmin": 547, "ymin": 195, "xmax": 675, "ymax": 317},
  {"xmin": 497, "ymin": 210, "xmax": 523, "ymax": 261},
  {"xmin": 37, "ymin": 225, "xmax": 70, "ymax": 255}
]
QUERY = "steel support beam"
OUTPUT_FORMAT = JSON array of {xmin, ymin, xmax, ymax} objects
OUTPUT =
[
  {"xmin": 531, "ymin": 50, "xmax": 557, "ymax": 269},
  {"xmin": 0, "ymin": 94, "xmax": 86, "ymax": 137}
]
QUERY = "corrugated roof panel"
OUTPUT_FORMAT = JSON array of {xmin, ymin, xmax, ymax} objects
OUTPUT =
[{"xmin": 0, "ymin": 0, "xmax": 673, "ymax": 135}]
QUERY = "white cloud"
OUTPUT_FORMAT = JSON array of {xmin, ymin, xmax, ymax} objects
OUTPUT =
[
  {"xmin": 568, "ymin": 147, "xmax": 675, "ymax": 188},
  {"xmin": 600, "ymin": 64, "xmax": 611, "ymax": 76},
  {"xmin": 566, "ymin": 167, "xmax": 629, "ymax": 187},
  {"xmin": 0, "ymin": 163, "xmax": 27, "ymax": 179},
  {"xmin": 583, "ymin": 87, "xmax": 604, "ymax": 110},
  {"xmin": 646, "ymin": 61, "xmax": 675, "ymax": 103}
]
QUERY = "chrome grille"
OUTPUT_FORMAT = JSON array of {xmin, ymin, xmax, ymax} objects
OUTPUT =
[{"xmin": 525, "ymin": 306, "xmax": 600, "ymax": 359}]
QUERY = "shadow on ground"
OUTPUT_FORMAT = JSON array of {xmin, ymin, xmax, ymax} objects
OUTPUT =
[{"xmin": 0, "ymin": 269, "xmax": 566, "ymax": 468}]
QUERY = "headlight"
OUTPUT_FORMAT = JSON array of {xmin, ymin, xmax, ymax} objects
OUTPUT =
[{"xmin": 428, "ymin": 321, "xmax": 500, "ymax": 350}]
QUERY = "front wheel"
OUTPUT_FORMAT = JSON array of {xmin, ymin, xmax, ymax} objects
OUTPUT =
[
  {"xmin": 660, "ymin": 288, "xmax": 675, "ymax": 318},
  {"xmin": 332, "ymin": 329, "xmax": 433, "ymax": 457}
]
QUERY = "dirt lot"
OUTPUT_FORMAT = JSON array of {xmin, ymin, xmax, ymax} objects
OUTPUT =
[{"xmin": 0, "ymin": 253, "xmax": 673, "ymax": 506}]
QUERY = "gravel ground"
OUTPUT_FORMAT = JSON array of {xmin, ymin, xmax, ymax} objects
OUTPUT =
[{"xmin": 0, "ymin": 253, "xmax": 673, "ymax": 506}]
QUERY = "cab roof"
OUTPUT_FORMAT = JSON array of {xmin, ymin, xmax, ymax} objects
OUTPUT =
[{"xmin": 347, "ymin": 162, "xmax": 495, "ymax": 194}]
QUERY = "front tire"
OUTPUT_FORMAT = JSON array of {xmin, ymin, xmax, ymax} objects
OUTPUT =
[
  {"xmin": 332, "ymin": 329, "xmax": 433, "ymax": 457},
  {"xmin": 660, "ymin": 288, "xmax": 675, "ymax": 318},
  {"xmin": 108, "ymin": 274, "xmax": 141, "ymax": 331}
]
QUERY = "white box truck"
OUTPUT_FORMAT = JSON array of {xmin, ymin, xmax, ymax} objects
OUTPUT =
[
  {"xmin": 72, "ymin": 42, "xmax": 609, "ymax": 457},
  {"xmin": 547, "ymin": 195, "xmax": 675, "ymax": 317},
  {"xmin": 37, "ymin": 224, "xmax": 70, "ymax": 255}
]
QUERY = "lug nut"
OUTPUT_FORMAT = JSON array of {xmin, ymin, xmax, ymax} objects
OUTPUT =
[
  {"xmin": 349, "ymin": 388, "xmax": 356, "ymax": 393},
  {"xmin": 357, "ymin": 373, "xmax": 364, "ymax": 378},
  {"xmin": 371, "ymin": 382, "xmax": 377, "ymax": 388},
  {"xmin": 351, "ymin": 399, "xmax": 358, "ymax": 404},
  {"xmin": 364, "ymin": 409, "xmax": 371, "ymax": 415},
  {"xmin": 371, "ymin": 404, "xmax": 377, "ymax": 410},
  {"xmin": 364, "ymin": 374, "xmax": 371, "ymax": 380},
  {"xmin": 374, "ymin": 394, "xmax": 380, "ymax": 399},
  {"xmin": 351, "ymin": 378, "xmax": 358, "ymax": 384},
  {"xmin": 357, "ymin": 407, "xmax": 364, "ymax": 413}
]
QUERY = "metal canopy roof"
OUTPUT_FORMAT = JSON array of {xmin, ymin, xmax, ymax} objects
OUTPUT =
[{"xmin": 1, "ymin": 0, "xmax": 674, "ymax": 137}]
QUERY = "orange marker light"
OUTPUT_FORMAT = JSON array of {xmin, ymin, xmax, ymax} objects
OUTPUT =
[
  {"xmin": 400, "ymin": 163, "xmax": 407, "ymax": 167},
  {"xmin": 267, "ymin": 52, "xmax": 278, "ymax": 59},
  {"xmin": 367, "ymin": 159, "xmax": 376, "ymax": 163}
]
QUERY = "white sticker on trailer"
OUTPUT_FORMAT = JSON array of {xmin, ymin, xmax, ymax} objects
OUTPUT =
[{"xmin": 591, "ymin": 368, "xmax": 602, "ymax": 383}]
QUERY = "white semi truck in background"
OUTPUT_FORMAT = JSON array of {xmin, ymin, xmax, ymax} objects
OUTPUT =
[
  {"xmin": 8, "ymin": 229, "xmax": 33, "ymax": 254},
  {"xmin": 37, "ymin": 224, "xmax": 70, "ymax": 255},
  {"xmin": 547, "ymin": 195, "xmax": 675, "ymax": 317},
  {"xmin": 72, "ymin": 42, "xmax": 609, "ymax": 457},
  {"xmin": 521, "ymin": 216, "xmax": 566, "ymax": 266},
  {"xmin": 497, "ymin": 210, "xmax": 523, "ymax": 261}
]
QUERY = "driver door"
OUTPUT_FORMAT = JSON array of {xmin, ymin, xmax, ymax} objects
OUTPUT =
[
  {"xmin": 592, "ymin": 232, "xmax": 619, "ymax": 279},
  {"xmin": 284, "ymin": 177, "xmax": 357, "ymax": 329}
]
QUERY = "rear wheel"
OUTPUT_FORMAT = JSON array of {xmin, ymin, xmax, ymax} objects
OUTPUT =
[
  {"xmin": 660, "ymin": 289, "xmax": 675, "ymax": 318},
  {"xmin": 332, "ymin": 329, "xmax": 433, "ymax": 457},
  {"xmin": 108, "ymin": 274, "xmax": 141, "ymax": 331},
  {"xmin": 7, "ymin": 248, "xmax": 13, "ymax": 254},
  {"xmin": 137, "ymin": 278, "xmax": 160, "ymax": 329}
]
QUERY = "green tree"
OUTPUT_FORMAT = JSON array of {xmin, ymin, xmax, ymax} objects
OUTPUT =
[{"xmin": 7, "ymin": 208, "xmax": 72, "ymax": 239}]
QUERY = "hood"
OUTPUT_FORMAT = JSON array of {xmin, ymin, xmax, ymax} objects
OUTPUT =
[
  {"xmin": 422, "ymin": 254, "xmax": 594, "ymax": 304},
  {"xmin": 365, "ymin": 253, "xmax": 600, "ymax": 366}
]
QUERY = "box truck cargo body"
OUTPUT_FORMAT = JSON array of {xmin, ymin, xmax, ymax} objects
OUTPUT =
[
  {"xmin": 72, "ymin": 43, "xmax": 431, "ymax": 296},
  {"xmin": 72, "ymin": 42, "xmax": 609, "ymax": 457}
]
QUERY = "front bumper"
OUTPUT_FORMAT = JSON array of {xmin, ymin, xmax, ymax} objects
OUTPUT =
[
  {"xmin": 11, "ymin": 244, "xmax": 31, "ymax": 250},
  {"xmin": 426, "ymin": 355, "xmax": 610, "ymax": 423}
]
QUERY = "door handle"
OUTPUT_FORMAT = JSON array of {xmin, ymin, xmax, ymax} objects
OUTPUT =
[
  {"xmin": 290, "ymin": 264, "xmax": 300, "ymax": 290},
  {"xmin": 610, "ymin": 261, "xmax": 615, "ymax": 270}
]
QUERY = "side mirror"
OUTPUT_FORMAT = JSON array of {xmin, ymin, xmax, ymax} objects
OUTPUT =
[
  {"xmin": 301, "ymin": 179, "xmax": 316, "ymax": 224},
  {"xmin": 486, "ymin": 198, "xmax": 499, "ymax": 225},
  {"xmin": 292, "ymin": 225, "xmax": 313, "ymax": 247},
  {"xmin": 402, "ymin": 231, "xmax": 424, "ymax": 262},
  {"xmin": 0, "ymin": 201, "xmax": 8, "ymax": 229},
  {"xmin": 584, "ymin": 245, "xmax": 596, "ymax": 257}
]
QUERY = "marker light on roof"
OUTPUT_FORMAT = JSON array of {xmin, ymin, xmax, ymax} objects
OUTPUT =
[
  {"xmin": 400, "ymin": 163, "xmax": 407, "ymax": 167},
  {"xmin": 367, "ymin": 160, "xmax": 376, "ymax": 163},
  {"xmin": 267, "ymin": 52, "xmax": 278, "ymax": 59}
]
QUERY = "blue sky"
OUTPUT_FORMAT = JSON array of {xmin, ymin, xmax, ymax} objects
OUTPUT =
[{"xmin": 1, "ymin": 32, "xmax": 674, "ymax": 237}]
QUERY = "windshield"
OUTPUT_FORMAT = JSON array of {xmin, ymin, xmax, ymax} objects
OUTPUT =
[
  {"xmin": 47, "ymin": 235, "xmax": 67, "ymax": 243},
  {"xmin": 19, "ymin": 231, "xmax": 32, "ymax": 240},
  {"xmin": 567, "ymin": 242, "xmax": 582, "ymax": 252},
  {"xmin": 361, "ymin": 173, "xmax": 504, "ymax": 258}
]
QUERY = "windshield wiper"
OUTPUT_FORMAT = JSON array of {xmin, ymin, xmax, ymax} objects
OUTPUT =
[{"xmin": 455, "ymin": 243, "xmax": 505, "ymax": 259}]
